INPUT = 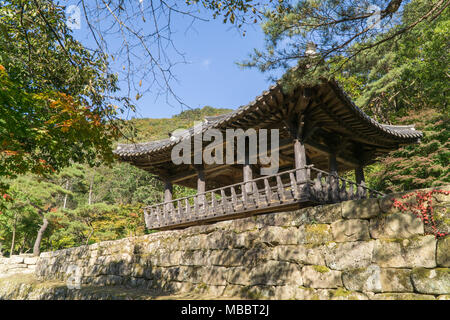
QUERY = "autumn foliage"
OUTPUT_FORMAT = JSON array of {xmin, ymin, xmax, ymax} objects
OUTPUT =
[
  {"xmin": 0, "ymin": 65, "xmax": 119, "ymax": 193},
  {"xmin": 393, "ymin": 189, "xmax": 450, "ymax": 238}
]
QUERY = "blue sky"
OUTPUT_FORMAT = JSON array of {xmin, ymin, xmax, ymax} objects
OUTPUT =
[{"xmin": 69, "ymin": 1, "xmax": 280, "ymax": 119}]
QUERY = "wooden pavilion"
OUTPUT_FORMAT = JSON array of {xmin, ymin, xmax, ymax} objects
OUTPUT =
[{"xmin": 114, "ymin": 79, "xmax": 422, "ymax": 230}]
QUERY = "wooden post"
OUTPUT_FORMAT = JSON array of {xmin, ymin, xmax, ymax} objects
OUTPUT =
[
  {"xmin": 243, "ymin": 161, "xmax": 253, "ymax": 194},
  {"xmin": 164, "ymin": 180, "xmax": 173, "ymax": 213},
  {"xmin": 355, "ymin": 166, "xmax": 365, "ymax": 184},
  {"xmin": 355, "ymin": 165, "xmax": 366, "ymax": 198},
  {"xmin": 328, "ymin": 152, "xmax": 339, "ymax": 202},
  {"xmin": 328, "ymin": 152, "xmax": 338, "ymax": 175},
  {"xmin": 294, "ymin": 138, "xmax": 308, "ymax": 182},
  {"xmin": 195, "ymin": 165, "xmax": 206, "ymax": 209},
  {"xmin": 243, "ymin": 137, "xmax": 253, "ymax": 193}
]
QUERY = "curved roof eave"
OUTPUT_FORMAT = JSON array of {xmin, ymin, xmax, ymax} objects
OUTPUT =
[{"xmin": 114, "ymin": 80, "xmax": 423, "ymax": 158}]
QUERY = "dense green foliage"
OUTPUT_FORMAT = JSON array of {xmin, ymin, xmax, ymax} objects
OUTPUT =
[
  {"xmin": 0, "ymin": 106, "xmax": 231, "ymax": 256},
  {"xmin": 333, "ymin": 0, "xmax": 449, "ymax": 121},
  {"xmin": 332, "ymin": 1, "xmax": 449, "ymax": 192},
  {"xmin": 0, "ymin": 1, "xmax": 122, "ymax": 193},
  {"xmin": 366, "ymin": 109, "xmax": 449, "ymax": 193}
]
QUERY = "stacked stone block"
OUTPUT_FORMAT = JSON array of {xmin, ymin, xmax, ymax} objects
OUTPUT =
[{"xmin": 0, "ymin": 254, "xmax": 38, "ymax": 277}]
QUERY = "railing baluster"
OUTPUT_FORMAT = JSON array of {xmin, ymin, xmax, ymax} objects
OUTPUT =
[
  {"xmin": 264, "ymin": 178, "xmax": 272, "ymax": 205},
  {"xmin": 242, "ymin": 183, "xmax": 248, "ymax": 209},
  {"xmin": 231, "ymin": 186, "xmax": 238, "ymax": 211},
  {"xmin": 339, "ymin": 179, "xmax": 347, "ymax": 201},
  {"xmin": 146, "ymin": 207, "xmax": 152, "ymax": 229},
  {"xmin": 220, "ymin": 189, "xmax": 228, "ymax": 214},
  {"xmin": 211, "ymin": 191, "xmax": 217, "ymax": 216},
  {"xmin": 290, "ymin": 172, "xmax": 300, "ymax": 200},
  {"xmin": 252, "ymin": 181, "xmax": 260, "ymax": 207},
  {"xmin": 321, "ymin": 175, "xmax": 328, "ymax": 202},
  {"xmin": 360, "ymin": 181, "xmax": 367, "ymax": 199},
  {"xmin": 166, "ymin": 202, "xmax": 171, "ymax": 225},
  {"xmin": 177, "ymin": 200, "xmax": 182, "ymax": 222},
  {"xmin": 348, "ymin": 183, "xmax": 355, "ymax": 200},
  {"xmin": 167, "ymin": 204, "xmax": 172, "ymax": 225},
  {"xmin": 185, "ymin": 198, "xmax": 191, "ymax": 220},
  {"xmin": 165, "ymin": 204, "xmax": 170, "ymax": 226},
  {"xmin": 356, "ymin": 181, "xmax": 363, "ymax": 199},
  {"xmin": 158, "ymin": 205, "xmax": 163, "ymax": 227},
  {"xmin": 313, "ymin": 173, "xmax": 322, "ymax": 201},
  {"xmin": 203, "ymin": 193, "xmax": 209, "ymax": 217},
  {"xmin": 276, "ymin": 175, "xmax": 286, "ymax": 202},
  {"xmin": 154, "ymin": 206, "xmax": 160, "ymax": 228},
  {"xmin": 330, "ymin": 175, "xmax": 339, "ymax": 203},
  {"xmin": 194, "ymin": 195, "xmax": 199, "ymax": 219},
  {"xmin": 171, "ymin": 202, "xmax": 176, "ymax": 224}
]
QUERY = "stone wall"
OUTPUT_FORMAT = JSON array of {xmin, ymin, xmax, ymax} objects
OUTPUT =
[
  {"xmin": 3, "ymin": 186, "xmax": 450, "ymax": 300},
  {"xmin": 0, "ymin": 254, "xmax": 38, "ymax": 278}
]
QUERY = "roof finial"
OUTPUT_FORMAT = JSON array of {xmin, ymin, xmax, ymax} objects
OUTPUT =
[{"xmin": 305, "ymin": 42, "xmax": 318, "ymax": 57}]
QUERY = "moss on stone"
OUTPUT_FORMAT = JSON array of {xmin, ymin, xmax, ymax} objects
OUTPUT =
[
  {"xmin": 305, "ymin": 224, "xmax": 331, "ymax": 244},
  {"xmin": 197, "ymin": 282, "xmax": 208, "ymax": 290},
  {"xmin": 376, "ymin": 293, "xmax": 435, "ymax": 300},
  {"xmin": 412, "ymin": 267, "xmax": 433, "ymax": 278},
  {"xmin": 240, "ymin": 286, "xmax": 264, "ymax": 300},
  {"xmin": 332, "ymin": 288, "xmax": 352, "ymax": 297},
  {"xmin": 312, "ymin": 265, "xmax": 330, "ymax": 273},
  {"xmin": 306, "ymin": 224, "xmax": 329, "ymax": 233},
  {"xmin": 413, "ymin": 267, "xmax": 450, "ymax": 279},
  {"xmin": 297, "ymin": 285, "xmax": 315, "ymax": 291}
]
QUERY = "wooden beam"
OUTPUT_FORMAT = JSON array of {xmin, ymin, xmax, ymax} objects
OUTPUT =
[
  {"xmin": 170, "ymin": 163, "xmax": 232, "ymax": 184},
  {"xmin": 305, "ymin": 140, "xmax": 360, "ymax": 168}
]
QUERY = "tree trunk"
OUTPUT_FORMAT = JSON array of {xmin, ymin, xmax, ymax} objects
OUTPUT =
[
  {"xmin": 33, "ymin": 216, "xmax": 49, "ymax": 256},
  {"xmin": 85, "ymin": 227, "xmax": 94, "ymax": 246},
  {"xmin": 19, "ymin": 234, "xmax": 27, "ymax": 254},
  {"xmin": 9, "ymin": 212, "xmax": 17, "ymax": 257},
  {"xmin": 63, "ymin": 179, "xmax": 70, "ymax": 209},
  {"xmin": 88, "ymin": 174, "xmax": 94, "ymax": 205}
]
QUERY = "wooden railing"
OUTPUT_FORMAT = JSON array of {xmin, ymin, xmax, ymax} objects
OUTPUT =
[
  {"xmin": 309, "ymin": 166, "xmax": 384, "ymax": 203},
  {"xmin": 143, "ymin": 166, "xmax": 384, "ymax": 230}
]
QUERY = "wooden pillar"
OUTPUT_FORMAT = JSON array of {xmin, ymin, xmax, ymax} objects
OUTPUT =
[
  {"xmin": 164, "ymin": 180, "xmax": 173, "ymax": 212},
  {"xmin": 294, "ymin": 139, "xmax": 308, "ymax": 182},
  {"xmin": 355, "ymin": 166, "xmax": 365, "ymax": 184},
  {"xmin": 329, "ymin": 152, "xmax": 338, "ymax": 175},
  {"xmin": 243, "ymin": 140, "xmax": 253, "ymax": 193},
  {"xmin": 328, "ymin": 152, "xmax": 339, "ymax": 202},
  {"xmin": 195, "ymin": 165, "xmax": 206, "ymax": 207}
]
